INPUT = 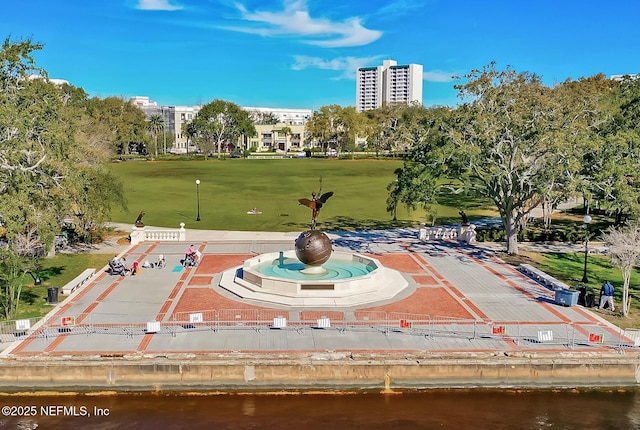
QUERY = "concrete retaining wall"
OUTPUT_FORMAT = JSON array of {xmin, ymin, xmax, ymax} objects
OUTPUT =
[{"xmin": 1, "ymin": 352, "xmax": 639, "ymax": 392}]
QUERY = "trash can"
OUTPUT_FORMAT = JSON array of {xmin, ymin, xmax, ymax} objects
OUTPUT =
[
  {"xmin": 555, "ymin": 288, "xmax": 579, "ymax": 307},
  {"xmin": 585, "ymin": 293, "xmax": 596, "ymax": 308},
  {"xmin": 47, "ymin": 286, "xmax": 59, "ymax": 305},
  {"xmin": 577, "ymin": 286, "xmax": 587, "ymax": 306}
]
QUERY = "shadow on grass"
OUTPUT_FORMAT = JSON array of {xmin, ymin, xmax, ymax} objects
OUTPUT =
[
  {"xmin": 20, "ymin": 289, "xmax": 42, "ymax": 305},
  {"xmin": 275, "ymin": 216, "xmax": 420, "ymax": 232},
  {"xmin": 319, "ymin": 216, "xmax": 418, "ymax": 231}
]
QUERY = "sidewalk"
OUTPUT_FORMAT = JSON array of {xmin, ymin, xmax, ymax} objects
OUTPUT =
[{"xmin": 2, "ymin": 228, "xmax": 627, "ymax": 358}]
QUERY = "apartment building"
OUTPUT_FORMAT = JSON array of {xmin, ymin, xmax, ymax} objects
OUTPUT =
[
  {"xmin": 244, "ymin": 107, "xmax": 312, "ymax": 126},
  {"xmin": 131, "ymin": 96, "xmax": 312, "ymax": 153},
  {"xmin": 130, "ymin": 97, "xmax": 199, "ymax": 151},
  {"xmin": 245, "ymin": 107, "xmax": 312, "ymax": 153},
  {"xmin": 356, "ymin": 59, "xmax": 423, "ymax": 112},
  {"xmin": 249, "ymin": 123, "xmax": 307, "ymax": 153}
]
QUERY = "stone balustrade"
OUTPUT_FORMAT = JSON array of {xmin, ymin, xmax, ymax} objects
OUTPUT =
[
  {"xmin": 419, "ymin": 225, "xmax": 476, "ymax": 244},
  {"xmin": 129, "ymin": 223, "xmax": 186, "ymax": 245}
]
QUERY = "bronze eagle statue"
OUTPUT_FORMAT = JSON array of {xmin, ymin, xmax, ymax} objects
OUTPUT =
[{"xmin": 298, "ymin": 180, "xmax": 333, "ymax": 230}]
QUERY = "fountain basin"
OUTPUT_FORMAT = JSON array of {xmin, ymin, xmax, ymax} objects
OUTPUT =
[{"xmin": 219, "ymin": 250, "xmax": 410, "ymax": 308}]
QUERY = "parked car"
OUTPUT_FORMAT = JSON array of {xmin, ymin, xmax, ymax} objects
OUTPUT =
[{"xmin": 325, "ymin": 149, "xmax": 338, "ymax": 157}]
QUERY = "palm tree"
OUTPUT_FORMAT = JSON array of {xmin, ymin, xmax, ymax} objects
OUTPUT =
[
  {"xmin": 280, "ymin": 126, "xmax": 292, "ymax": 151},
  {"xmin": 182, "ymin": 121, "xmax": 198, "ymax": 157},
  {"xmin": 147, "ymin": 114, "xmax": 165, "ymax": 157}
]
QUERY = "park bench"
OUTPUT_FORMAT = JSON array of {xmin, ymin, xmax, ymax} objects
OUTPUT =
[
  {"xmin": 61, "ymin": 268, "xmax": 96, "ymax": 296},
  {"xmin": 519, "ymin": 264, "xmax": 571, "ymax": 290}
]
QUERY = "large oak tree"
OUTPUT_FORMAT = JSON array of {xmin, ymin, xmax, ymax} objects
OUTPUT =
[{"xmin": 0, "ymin": 37, "xmax": 126, "ymax": 317}]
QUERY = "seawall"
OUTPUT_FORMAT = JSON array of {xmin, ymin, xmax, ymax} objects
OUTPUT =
[{"xmin": 1, "ymin": 351, "xmax": 639, "ymax": 392}]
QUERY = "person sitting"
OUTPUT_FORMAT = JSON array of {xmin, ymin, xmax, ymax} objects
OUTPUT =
[
  {"xmin": 183, "ymin": 254, "xmax": 196, "ymax": 267},
  {"xmin": 108, "ymin": 256, "xmax": 128, "ymax": 276},
  {"xmin": 130, "ymin": 260, "xmax": 140, "ymax": 276},
  {"xmin": 156, "ymin": 254, "xmax": 165, "ymax": 269}
]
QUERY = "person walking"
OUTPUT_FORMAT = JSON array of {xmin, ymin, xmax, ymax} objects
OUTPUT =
[{"xmin": 599, "ymin": 280, "xmax": 615, "ymax": 311}]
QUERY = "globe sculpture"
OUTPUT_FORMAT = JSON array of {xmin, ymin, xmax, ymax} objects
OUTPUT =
[
  {"xmin": 296, "ymin": 178, "xmax": 334, "ymax": 274},
  {"xmin": 220, "ymin": 178, "xmax": 410, "ymax": 307},
  {"xmin": 294, "ymin": 230, "xmax": 333, "ymax": 273}
]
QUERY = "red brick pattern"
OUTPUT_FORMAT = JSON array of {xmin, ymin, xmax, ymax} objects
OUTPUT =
[
  {"xmin": 360, "ymin": 288, "xmax": 474, "ymax": 319},
  {"xmin": 195, "ymin": 254, "xmax": 252, "ymax": 274},
  {"xmin": 300, "ymin": 310, "xmax": 344, "ymax": 321},
  {"xmin": 365, "ymin": 253, "xmax": 423, "ymax": 273},
  {"xmin": 172, "ymin": 288, "xmax": 276, "ymax": 315},
  {"xmin": 413, "ymin": 275, "xmax": 438, "ymax": 285},
  {"xmin": 189, "ymin": 276, "xmax": 214, "ymax": 286}
]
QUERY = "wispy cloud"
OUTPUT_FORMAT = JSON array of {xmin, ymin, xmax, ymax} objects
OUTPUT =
[
  {"xmin": 292, "ymin": 55, "xmax": 384, "ymax": 79},
  {"xmin": 377, "ymin": 0, "xmax": 427, "ymax": 17},
  {"xmin": 229, "ymin": 0, "xmax": 382, "ymax": 48},
  {"xmin": 136, "ymin": 0, "xmax": 183, "ymax": 11},
  {"xmin": 423, "ymin": 70, "xmax": 457, "ymax": 82}
]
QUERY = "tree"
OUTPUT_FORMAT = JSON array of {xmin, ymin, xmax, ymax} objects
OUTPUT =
[
  {"xmin": 585, "ymin": 76, "xmax": 640, "ymax": 225},
  {"xmin": 0, "ymin": 249, "xmax": 34, "ymax": 319},
  {"xmin": 182, "ymin": 121, "xmax": 197, "ymax": 156},
  {"xmin": 84, "ymin": 96, "xmax": 149, "ymax": 155},
  {"xmin": 194, "ymin": 99, "xmax": 255, "ymax": 159},
  {"xmin": 305, "ymin": 105, "xmax": 342, "ymax": 151},
  {"xmin": 250, "ymin": 110, "xmax": 279, "ymax": 125},
  {"xmin": 279, "ymin": 126, "xmax": 292, "ymax": 151},
  {"xmin": 362, "ymin": 105, "xmax": 402, "ymax": 157},
  {"xmin": 601, "ymin": 224, "xmax": 640, "ymax": 317},
  {"xmin": 147, "ymin": 114, "xmax": 165, "ymax": 157},
  {"xmin": 388, "ymin": 106, "xmax": 453, "ymax": 224},
  {"xmin": 444, "ymin": 64, "xmax": 609, "ymax": 254},
  {"xmin": 0, "ymin": 37, "xmax": 126, "ymax": 317},
  {"xmin": 386, "ymin": 164, "xmax": 438, "ymax": 222},
  {"xmin": 335, "ymin": 106, "xmax": 361, "ymax": 156}
]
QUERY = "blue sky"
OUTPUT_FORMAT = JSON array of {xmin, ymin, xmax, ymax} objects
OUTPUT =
[{"xmin": 3, "ymin": 0, "xmax": 639, "ymax": 109}]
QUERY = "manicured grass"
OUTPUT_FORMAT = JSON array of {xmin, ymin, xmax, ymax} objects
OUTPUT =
[
  {"xmin": 533, "ymin": 252, "xmax": 640, "ymax": 327},
  {"xmin": 109, "ymin": 158, "xmax": 496, "ymax": 231},
  {"xmin": 15, "ymin": 254, "xmax": 112, "ymax": 320}
]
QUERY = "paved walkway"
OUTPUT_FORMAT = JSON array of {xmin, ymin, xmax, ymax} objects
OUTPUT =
[{"xmin": 2, "ymin": 227, "xmax": 627, "ymax": 357}]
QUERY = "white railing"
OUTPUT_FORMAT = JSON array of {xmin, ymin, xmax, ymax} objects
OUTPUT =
[
  {"xmin": 5, "ymin": 311, "xmax": 637, "ymax": 353},
  {"xmin": 129, "ymin": 223, "xmax": 186, "ymax": 245}
]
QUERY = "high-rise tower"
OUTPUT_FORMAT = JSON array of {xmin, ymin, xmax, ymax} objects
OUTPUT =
[{"xmin": 356, "ymin": 60, "xmax": 423, "ymax": 112}]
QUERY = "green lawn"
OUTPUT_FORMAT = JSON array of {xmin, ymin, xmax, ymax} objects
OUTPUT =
[
  {"xmin": 13, "ymin": 158, "xmax": 640, "ymax": 325},
  {"xmin": 15, "ymin": 253, "xmax": 112, "ymax": 320},
  {"xmin": 109, "ymin": 158, "xmax": 496, "ymax": 231},
  {"xmin": 527, "ymin": 252, "xmax": 640, "ymax": 328},
  {"xmin": 6, "ymin": 158, "xmax": 498, "ymax": 322}
]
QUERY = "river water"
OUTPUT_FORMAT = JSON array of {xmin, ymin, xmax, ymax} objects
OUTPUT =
[{"xmin": 1, "ymin": 389, "xmax": 639, "ymax": 429}]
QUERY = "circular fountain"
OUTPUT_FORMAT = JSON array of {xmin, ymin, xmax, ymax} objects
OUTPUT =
[
  {"xmin": 219, "ymin": 186, "xmax": 409, "ymax": 307},
  {"xmin": 218, "ymin": 234, "xmax": 409, "ymax": 308}
]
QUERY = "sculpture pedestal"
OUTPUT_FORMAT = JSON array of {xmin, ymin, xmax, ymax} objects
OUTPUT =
[
  {"xmin": 130, "ymin": 226, "xmax": 145, "ymax": 245},
  {"xmin": 458, "ymin": 224, "xmax": 477, "ymax": 244}
]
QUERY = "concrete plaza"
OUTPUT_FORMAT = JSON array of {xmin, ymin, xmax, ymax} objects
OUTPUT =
[{"xmin": 3, "ymin": 228, "xmax": 632, "ymax": 357}]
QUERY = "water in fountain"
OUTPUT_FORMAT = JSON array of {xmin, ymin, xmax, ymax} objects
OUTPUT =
[{"xmin": 253, "ymin": 256, "xmax": 374, "ymax": 280}]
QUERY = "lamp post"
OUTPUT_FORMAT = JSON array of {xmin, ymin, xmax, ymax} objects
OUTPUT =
[
  {"xmin": 581, "ymin": 215, "xmax": 592, "ymax": 283},
  {"xmin": 28, "ymin": 272, "xmax": 42, "ymax": 286},
  {"xmin": 195, "ymin": 179, "xmax": 201, "ymax": 221}
]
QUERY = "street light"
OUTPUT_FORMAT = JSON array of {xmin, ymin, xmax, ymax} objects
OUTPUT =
[
  {"xmin": 28, "ymin": 272, "xmax": 42, "ymax": 286},
  {"xmin": 195, "ymin": 179, "xmax": 201, "ymax": 221},
  {"xmin": 581, "ymin": 215, "xmax": 592, "ymax": 283}
]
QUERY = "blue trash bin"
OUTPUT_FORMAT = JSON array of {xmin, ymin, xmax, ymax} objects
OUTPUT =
[{"xmin": 555, "ymin": 289, "xmax": 579, "ymax": 306}]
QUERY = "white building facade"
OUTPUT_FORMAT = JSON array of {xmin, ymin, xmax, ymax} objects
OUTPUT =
[
  {"xmin": 130, "ymin": 97, "xmax": 312, "ymax": 153},
  {"xmin": 356, "ymin": 60, "xmax": 423, "ymax": 112}
]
